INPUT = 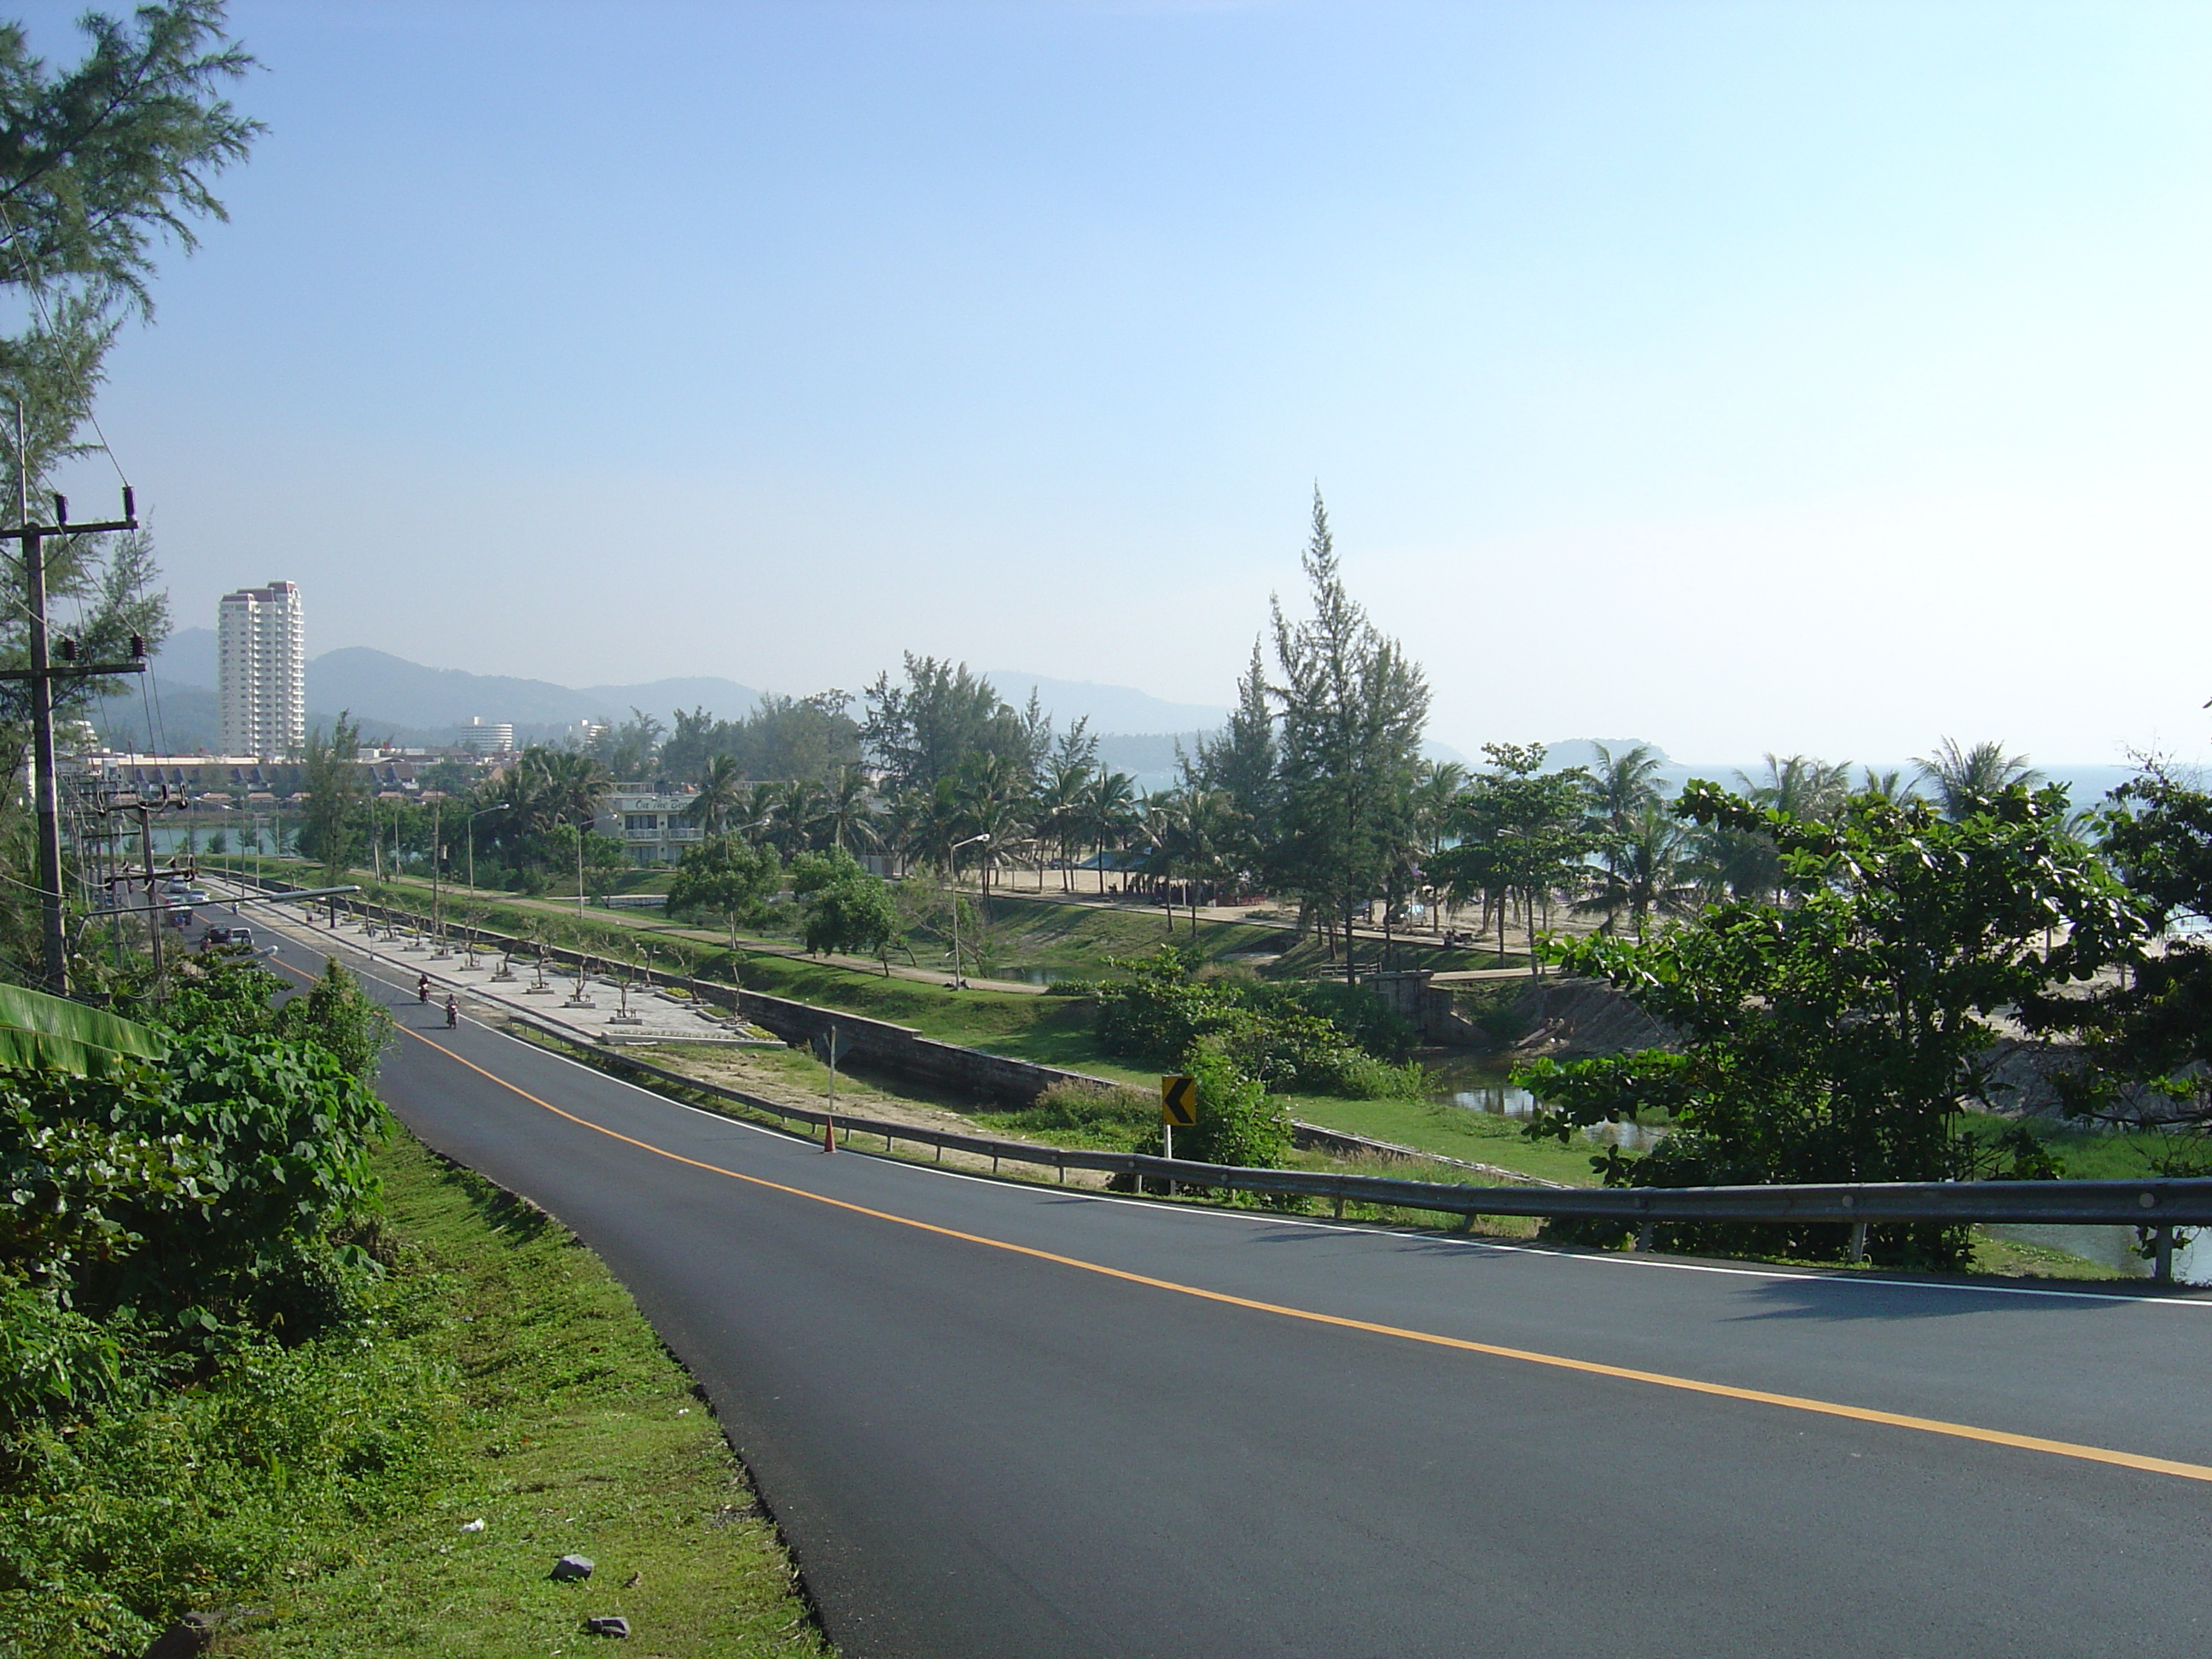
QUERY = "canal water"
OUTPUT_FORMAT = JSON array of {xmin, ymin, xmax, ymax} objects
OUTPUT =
[{"xmin": 1425, "ymin": 1054, "xmax": 1666, "ymax": 1152}]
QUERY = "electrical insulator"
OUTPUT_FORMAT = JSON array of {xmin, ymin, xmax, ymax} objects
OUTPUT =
[
  {"xmin": 58, "ymin": 637, "xmax": 77, "ymax": 662},
  {"xmin": 130, "ymin": 633, "xmax": 144, "ymax": 659}
]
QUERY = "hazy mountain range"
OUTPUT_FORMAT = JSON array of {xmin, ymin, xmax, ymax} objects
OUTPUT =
[
  {"xmin": 98, "ymin": 632, "xmax": 1237, "ymax": 765},
  {"xmin": 95, "ymin": 632, "xmax": 2139, "ymax": 802}
]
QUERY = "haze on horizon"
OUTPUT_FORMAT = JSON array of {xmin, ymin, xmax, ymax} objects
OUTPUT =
[{"xmin": 25, "ymin": 0, "xmax": 2212, "ymax": 769}]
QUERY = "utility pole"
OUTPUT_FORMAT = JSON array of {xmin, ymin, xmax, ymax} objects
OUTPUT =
[{"xmin": 0, "ymin": 400, "xmax": 142, "ymax": 992}]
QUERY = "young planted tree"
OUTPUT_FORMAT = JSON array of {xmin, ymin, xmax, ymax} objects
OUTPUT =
[
  {"xmin": 667, "ymin": 834, "xmax": 782, "ymax": 950},
  {"xmin": 790, "ymin": 846, "xmax": 904, "ymax": 973}
]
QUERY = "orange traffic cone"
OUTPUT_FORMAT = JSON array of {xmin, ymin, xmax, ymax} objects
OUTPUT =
[{"xmin": 821, "ymin": 1116, "xmax": 836, "ymax": 1154}]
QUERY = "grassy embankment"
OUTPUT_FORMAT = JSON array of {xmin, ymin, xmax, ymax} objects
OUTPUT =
[{"xmin": 67, "ymin": 1130, "xmax": 827, "ymax": 1657}]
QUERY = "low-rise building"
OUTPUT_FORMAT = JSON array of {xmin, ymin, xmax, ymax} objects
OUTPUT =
[{"xmin": 594, "ymin": 788, "xmax": 704, "ymax": 867}]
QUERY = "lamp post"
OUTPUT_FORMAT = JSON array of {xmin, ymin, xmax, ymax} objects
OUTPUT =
[
  {"xmin": 577, "ymin": 813, "xmax": 590, "ymax": 918},
  {"xmin": 948, "ymin": 832, "xmax": 989, "ymax": 989},
  {"xmin": 465, "ymin": 803, "xmax": 509, "ymax": 899}
]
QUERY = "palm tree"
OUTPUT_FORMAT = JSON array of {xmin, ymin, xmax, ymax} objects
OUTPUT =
[
  {"xmin": 740, "ymin": 781, "xmax": 783, "ymax": 847},
  {"xmin": 1701, "ymin": 754, "xmax": 1850, "ymax": 902},
  {"xmin": 952, "ymin": 752, "xmax": 1033, "ymax": 909},
  {"xmin": 818, "ymin": 764, "xmax": 881, "ymax": 854},
  {"xmin": 1578, "ymin": 799, "xmax": 1691, "ymax": 936},
  {"xmin": 683, "ymin": 754, "xmax": 747, "ymax": 835},
  {"xmin": 1738, "ymin": 753, "xmax": 1852, "ymax": 824},
  {"xmin": 1587, "ymin": 742, "xmax": 1667, "ymax": 923},
  {"xmin": 1912, "ymin": 738, "xmax": 2040, "ymax": 819},
  {"xmin": 1591, "ymin": 742, "xmax": 1665, "ymax": 829},
  {"xmin": 1860, "ymin": 766, "xmax": 1911, "ymax": 800},
  {"xmin": 779, "ymin": 777, "xmax": 830, "ymax": 853},
  {"xmin": 892, "ymin": 778, "xmax": 965, "ymax": 876},
  {"xmin": 1032, "ymin": 760, "xmax": 1093, "ymax": 892},
  {"xmin": 1080, "ymin": 770, "xmax": 1139, "ymax": 894}
]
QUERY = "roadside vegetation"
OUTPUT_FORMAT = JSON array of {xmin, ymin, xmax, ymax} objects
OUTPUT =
[{"xmin": 0, "ymin": 951, "xmax": 824, "ymax": 1656}]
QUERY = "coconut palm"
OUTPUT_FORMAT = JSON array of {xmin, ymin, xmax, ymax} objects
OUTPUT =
[
  {"xmin": 1033, "ymin": 760, "xmax": 1094, "ymax": 892},
  {"xmin": 683, "ymin": 754, "xmax": 747, "ymax": 835},
  {"xmin": 1738, "ymin": 753, "xmax": 1852, "ymax": 824},
  {"xmin": 1577, "ymin": 799, "xmax": 1693, "ymax": 936},
  {"xmin": 1912, "ymin": 738, "xmax": 2040, "ymax": 820},
  {"xmin": 952, "ymin": 752, "xmax": 1033, "ymax": 906},
  {"xmin": 1590, "ymin": 742, "xmax": 1666, "ymax": 830},
  {"xmin": 1080, "ymin": 769, "xmax": 1140, "ymax": 894},
  {"xmin": 817, "ymin": 764, "xmax": 882, "ymax": 853}
]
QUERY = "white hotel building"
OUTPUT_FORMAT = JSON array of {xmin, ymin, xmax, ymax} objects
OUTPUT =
[{"xmin": 217, "ymin": 580, "xmax": 306, "ymax": 759}]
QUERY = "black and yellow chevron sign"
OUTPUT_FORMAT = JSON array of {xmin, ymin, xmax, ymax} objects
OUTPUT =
[{"xmin": 1161, "ymin": 1074, "xmax": 1197, "ymax": 1126}]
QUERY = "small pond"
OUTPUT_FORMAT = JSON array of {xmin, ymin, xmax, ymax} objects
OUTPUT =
[{"xmin": 1423, "ymin": 1053, "xmax": 1667, "ymax": 1152}]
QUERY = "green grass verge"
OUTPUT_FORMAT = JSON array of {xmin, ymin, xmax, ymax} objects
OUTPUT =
[
  {"xmin": 250, "ymin": 1132, "xmax": 825, "ymax": 1656},
  {"xmin": 232, "ymin": 859, "xmax": 1515, "ymax": 982},
  {"xmin": 1968, "ymin": 1231, "xmax": 2128, "ymax": 1280}
]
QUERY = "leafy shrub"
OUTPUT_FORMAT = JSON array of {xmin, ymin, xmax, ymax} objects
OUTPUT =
[
  {"xmin": 1250, "ymin": 980, "xmax": 1419, "ymax": 1060},
  {"xmin": 994, "ymin": 1080, "xmax": 1158, "ymax": 1149},
  {"xmin": 1178, "ymin": 1042, "xmax": 1291, "ymax": 1168},
  {"xmin": 0, "ymin": 1288, "xmax": 450, "ymax": 1657},
  {"xmin": 1021, "ymin": 1080, "xmax": 1156, "ymax": 1132},
  {"xmin": 1091, "ymin": 947, "xmax": 1426, "ymax": 1098}
]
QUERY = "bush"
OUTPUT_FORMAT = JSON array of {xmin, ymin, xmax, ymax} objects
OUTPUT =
[
  {"xmin": 1022, "ymin": 1080, "xmax": 1157, "ymax": 1132},
  {"xmin": 1091, "ymin": 947, "xmax": 1426, "ymax": 1098}
]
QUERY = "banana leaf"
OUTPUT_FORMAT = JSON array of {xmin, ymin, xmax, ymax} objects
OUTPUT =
[{"xmin": 0, "ymin": 982, "xmax": 170, "ymax": 1076}]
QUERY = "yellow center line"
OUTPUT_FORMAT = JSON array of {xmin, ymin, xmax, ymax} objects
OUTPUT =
[{"xmin": 281, "ymin": 949, "xmax": 2212, "ymax": 1486}]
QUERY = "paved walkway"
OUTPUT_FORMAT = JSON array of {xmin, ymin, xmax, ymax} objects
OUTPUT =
[{"xmin": 212, "ymin": 883, "xmax": 779, "ymax": 1048}]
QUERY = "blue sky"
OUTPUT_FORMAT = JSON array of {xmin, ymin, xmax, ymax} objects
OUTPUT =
[{"xmin": 25, "ymin": 0, "xmax": 2212, "ymax": 765}]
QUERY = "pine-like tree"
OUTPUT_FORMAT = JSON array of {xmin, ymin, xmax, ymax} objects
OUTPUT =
[{"xmin": 1268, "ymin": 491, "xmax": 1429, "ymax": 981}]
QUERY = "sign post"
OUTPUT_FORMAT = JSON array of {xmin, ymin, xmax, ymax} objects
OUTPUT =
[{"xmin": 1161, "ymin": 1074, "xmax": 1196, "ymax": 1193}]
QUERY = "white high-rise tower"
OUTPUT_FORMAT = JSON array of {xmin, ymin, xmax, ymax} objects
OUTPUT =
[{"xmin": 217, "ymin": 580, "xmax": 305, "ymax": 757}]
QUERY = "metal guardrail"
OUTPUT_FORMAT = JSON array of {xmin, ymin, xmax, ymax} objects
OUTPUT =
[{"xmin": 506, "ymin": 1015, "xmax": 2212, "ymax": 1266}]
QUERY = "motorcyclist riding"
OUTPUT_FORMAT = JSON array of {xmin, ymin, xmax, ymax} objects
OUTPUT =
[
  {"xmin": 445, "ymin": 995, "xmax": 458, "ymax": 1029},
  {"xmin": 417, "ymin": 974, "xmax": 431, "ymax": 1004}
]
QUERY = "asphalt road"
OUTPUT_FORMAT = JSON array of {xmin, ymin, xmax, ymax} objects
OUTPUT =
[{"xmin": 247, "ymin": 915, "xmax": 2212, "ymax": 1659}]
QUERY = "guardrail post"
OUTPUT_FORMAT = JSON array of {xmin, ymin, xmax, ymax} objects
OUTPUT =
[
  {"xmin": 2154, "ymin": 1225, "xmax": 2174, "ymax": 1284},
  {"xmin": 1633, "ymin": 1222, "xmax": 1652, "ymax": 1252},
  {"xmin": 1849, "ymin": 1221, "xmax": 1869, "ymax": 1264}
]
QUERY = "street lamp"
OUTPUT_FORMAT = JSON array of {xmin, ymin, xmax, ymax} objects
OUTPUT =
[
  {"xmin": 948, "ymin": 832, "xmax": 989, "ymax": 989},
  {"xmin": 576, "ymin": 812, "xmax": 591, "ymax": 918},
  {"xmin": 465, "ymin": 803, "xmax": 509, "ymax": 898}
]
